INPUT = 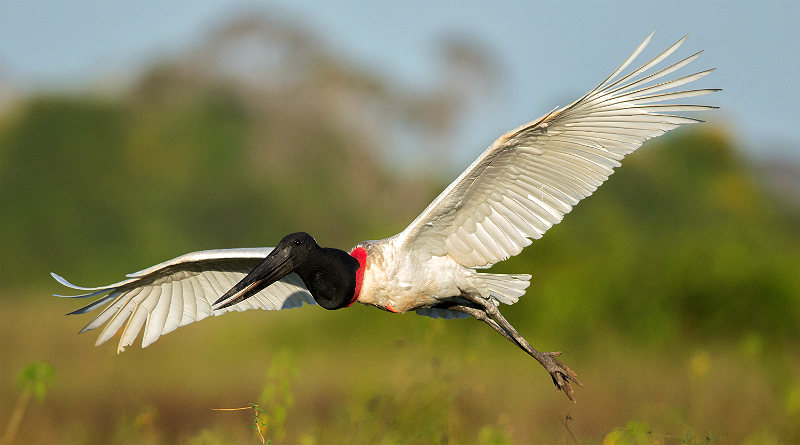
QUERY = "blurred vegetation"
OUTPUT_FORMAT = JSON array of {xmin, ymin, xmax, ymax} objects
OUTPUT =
[
  {"xmin": 1, "ymin": 14, "xmax": 799, "ymax": 445},
  {"xmin": 1, "ymin": 362, "xmax": 55, "ymax": 445}
]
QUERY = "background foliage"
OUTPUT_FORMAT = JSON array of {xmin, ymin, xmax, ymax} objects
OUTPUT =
[{"xmin": 2, "ymin": 16, "xmax": 799, "ymax": 445}]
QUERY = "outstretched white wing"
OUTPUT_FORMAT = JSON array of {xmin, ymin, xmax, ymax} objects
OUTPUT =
[
  {"xmin": 396, "ymin": 33, "xmax": 718, "ymax": 268},
  {"xmin": 54, "ymin": 248, "xmax": 314, "ymax": 353}
]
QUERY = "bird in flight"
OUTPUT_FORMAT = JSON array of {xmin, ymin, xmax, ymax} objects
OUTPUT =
[{"xmin": 54, "ymin": 33, "xmax": 717, "ymax": 402}]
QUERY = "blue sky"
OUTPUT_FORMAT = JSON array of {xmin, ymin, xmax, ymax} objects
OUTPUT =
[{"xmin": 1, "ymin": 0, "xmax": 798, "ymax": 168}]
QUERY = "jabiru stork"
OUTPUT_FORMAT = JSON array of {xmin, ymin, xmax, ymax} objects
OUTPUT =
[{"xmin": 54, "ymin": 33, "xmax": 717, "ymax": 402}]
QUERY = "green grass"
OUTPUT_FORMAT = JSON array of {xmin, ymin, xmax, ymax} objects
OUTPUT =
[{"xmin": 2, "ymin": 295, "xmax": 799, "ymax": 444}]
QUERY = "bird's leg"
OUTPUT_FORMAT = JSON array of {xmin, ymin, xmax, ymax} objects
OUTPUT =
[
  {"xmin": 440, "ymin": 304, "xmax": 519, "ymax": 344},
  {"xmin": 445, "ymin": 302, "xmax": 582, "ymax": 402},
  {"xmin": 451, "ymin": 294, "xmax": 583, "ymax": 402}
]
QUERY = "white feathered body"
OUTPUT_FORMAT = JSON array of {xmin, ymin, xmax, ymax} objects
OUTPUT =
[{"xmin": 353, "ymin": 237, "xmax": 530, "ymax": 316}]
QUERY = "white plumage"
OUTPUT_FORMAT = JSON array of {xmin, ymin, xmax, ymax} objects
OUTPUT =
[
  {"xmin": 55, "ymin": 33, "xmax": 717, "ymax": 401},
  {"xmin": 396, "ymin": 33, "xmax": 714, "ymax": 269},
  {"xmin": 55, "ymin": 248, "xmax": 314, "ymax": 352}
]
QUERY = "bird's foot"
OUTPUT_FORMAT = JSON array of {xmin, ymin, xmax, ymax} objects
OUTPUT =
[{"xmin": 538, "ymin": 351, "xmax": 584, "ymax": 402}]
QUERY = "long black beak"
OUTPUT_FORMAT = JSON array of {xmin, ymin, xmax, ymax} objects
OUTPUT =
[{"xmin": 213, "ymin": 247, "xmax": 295, "ymax": 310}]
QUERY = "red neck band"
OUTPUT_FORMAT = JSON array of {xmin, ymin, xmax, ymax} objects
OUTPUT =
[{"xmin": 348, "ymin": 247, "xmax": 367, "ymax": 306}]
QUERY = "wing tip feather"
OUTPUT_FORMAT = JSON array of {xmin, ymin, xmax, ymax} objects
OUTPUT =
[{"xmin": 51, "ymin": 272, "xmax": 87, "ymax": 290}]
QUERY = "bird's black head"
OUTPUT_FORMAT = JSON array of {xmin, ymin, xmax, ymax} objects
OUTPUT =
[{"xmin": 213, "ymin": 232, "xmax": 361, "ymax": 311}]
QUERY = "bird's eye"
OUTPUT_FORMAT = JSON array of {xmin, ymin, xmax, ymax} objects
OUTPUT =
[{"xmin": 294, "ymin": 239, "xmax": 303, "ymax": 246}]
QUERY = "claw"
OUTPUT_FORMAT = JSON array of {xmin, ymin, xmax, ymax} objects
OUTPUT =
[{"xmin": 542, "ymin": 351, "xmax": 584, "ymax": 402}]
